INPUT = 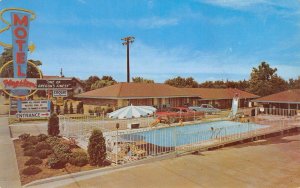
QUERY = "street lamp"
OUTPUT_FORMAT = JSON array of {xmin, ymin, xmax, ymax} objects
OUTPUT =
[{"xmin": 121, "ymin": 36, "xmax": 135, "ymax": 83}]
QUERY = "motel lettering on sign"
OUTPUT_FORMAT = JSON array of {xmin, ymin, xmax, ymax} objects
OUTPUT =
[{"xmin": 11, "ymin": 12, "xmax": 30, "ymax": 78}]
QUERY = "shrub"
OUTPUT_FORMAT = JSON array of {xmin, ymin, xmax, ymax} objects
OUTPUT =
[
  {"xmin": 50, "ymin": 101, "xmax": 54, "ymax": 113},
  {"xmin": 53, "ymin": 143, "xmax": 71, "ymax": 154},
  {"xmin": 37, "ymin": 134, "xmax": 48, "ymax": 142},
  {"xmin": 23, "ymin": 145, "xmax": 35, "ymax": 152},
  {"xmin": 69, "ymin": 151, "xmax": 88, "ymax": 167},
  {"xmin": 27, "ymin": 136, "xmax": 38, "ymax": 145},
  {"xmin": 18, "ymin": 133, "xmax": 30, "ymax": 141},
  {"xmin": 36, "ymin": 149, "xmax": 53, "ymax": 159},
  {"xmin": 88, "ymin": 129, "xmax": 106, "ymax": 166},
  {"xmin": 35, "ymin": 141, "xmax": 51, "ymax": 152},
  {"xmin": 52, "ymin": 143, "xmax": 71, "ymax": 162},
  {"xmin": 22, "ymin": 166, "xmax": 42, "ymax": 176},
  {"xmin": 61, "ymin": 139, "xmax": 77, "ymax": 149},
  {"xmin": 76, "ymin": 102, "xmax": 83, "ymax": 114},
  {"xmin": 21, "ymin": 141, "xmax": 33, "ymax": 149},
  {"xmin": 46, "ymin": 136, "xmax": 60, "ymax": 147},
  {"xmin": 24, "ymin": 148, "xmax": 35, "ymax": 156},
  {"xmin": 64, "ymin": 103, "xmax": 68, "ymax": 114},
  {"xmin": 25, "ymin": 157, "xmax": 43, "ymax": 166},
  {"xmin": 47, "ymin": 156, "xmax": 67, "ymax": 169},
  {"xmin": 48, "ymin": 113, "xmax": 60, "ymax": 136},
  {"xmin": 69, "ymin": 103, "xmax": 73, "ymax": 114}
]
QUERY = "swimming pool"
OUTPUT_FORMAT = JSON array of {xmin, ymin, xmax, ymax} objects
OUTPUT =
[{"xmin": 121, "ymin": 121, "xmax": 267, "ymax": 147}]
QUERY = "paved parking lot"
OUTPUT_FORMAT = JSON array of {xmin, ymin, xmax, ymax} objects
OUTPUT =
[{"xmin": 57, "ymin": 131, "xmax": 300, "ymax": 188}]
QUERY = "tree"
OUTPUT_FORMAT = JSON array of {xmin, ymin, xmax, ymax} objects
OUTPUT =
[
  {"xmin": 248, "ymin": 62, "xmax": 288, "ymax": 96},
  {"xmin": 64, "ymin": 103, "xmax": 68, "ymax": 114},
  {"xmin": 132, "ymin": 77, "xmax": 154, "ymax": 83},
  {"xmin": 164, "ymin": 76, "xmax": 198, "ymax": 88},
  {"xmin": 289, "ymin": 76, "xmax": 300, "ymax": 89},
  {"xmin": 90, "ymin": 75, "xmax": 117, "ymax": 90},
  {"xmin": 50, "ymin": 101, "xmax": 54, "ymax": 113},
  {"xmin": 69, "ymin": 103, "xmax": 73, "ymax": 114},
  {"xmin": 85, "ymin": 76, "xmax": 100, "ymax": 91},
  {"xmin": 0, "ymin": 48, "xmax": 42, "ymax": 78},
  {"xmin": 85, "ymin": 75, "xmax": 117, "ymax": 91},
  {"xmin": 198, "ymin": 79, "xmax": 249, "ymax": 90},
  {"xmin": 87, "ymin": 129, "xmax": 106, "ymax": 166},
  {"xmin": 48, "ymin": 113, "xmax": 60, "ymax": 136},
  {"xmin": 77, "ymin": 101, "xmax": 84, "ymax": 114},
  {"xmin": 91, "ymin": 80, "xmax": 116, "ymax": 90}
]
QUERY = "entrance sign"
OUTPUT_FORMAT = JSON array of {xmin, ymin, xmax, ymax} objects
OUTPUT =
[
  {"xmin": 17, "ymin": 100, "xmax": 50, "ymax": 112},
  {"xmin": 16, "ymin": 112, "xmax": 50, "ymax": 118},
  {"xmin": 53, "ymin": 90, "xmax": 68, "ymax": 97},
  {"xmin": 37, "ymin": 80, "xmax": 73, "ymax": 89}
]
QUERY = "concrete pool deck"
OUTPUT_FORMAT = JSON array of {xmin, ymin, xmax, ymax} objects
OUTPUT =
[{"xmin": 25, "ymin": 131, "xmax": 300, "ymax": 188}]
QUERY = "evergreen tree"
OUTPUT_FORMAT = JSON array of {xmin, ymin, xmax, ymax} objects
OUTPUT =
[
  {"xmin": 77, "ymin": 101, "xmax": 84, "ymax": 114},
  {"xmin": 48, "ymin": 113, "xmax": 60, "ymax": 136},
  {"xmin": 50, "ymin": 101, "xmax": 54, "ymax": 113},
  {"xmin": 87, "ymin": 129, "xmax": 106, "ymax": 166},
  {"xmin": 69, "ymin": 103, "xmax": 73, "ymax": 114},
  {"xmin": 64, "ymin": 102, "xmax": 68, "ymax": 114}
]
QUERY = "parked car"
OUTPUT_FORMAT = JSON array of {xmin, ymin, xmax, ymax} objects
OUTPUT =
[
  {"xmin": 188, "ymin": 104, "xmax": 221, "ymax": 114},
  {"xmin": 156, "ymin": 107, "xmax": 204, "ymax": 123}
]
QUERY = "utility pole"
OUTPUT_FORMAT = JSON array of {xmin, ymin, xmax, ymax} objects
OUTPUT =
[{"xmin": 122, "ymin": 36, "xmax": 135, "ymax": 83}]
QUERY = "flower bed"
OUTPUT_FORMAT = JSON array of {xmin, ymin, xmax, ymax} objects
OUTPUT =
[{"xmin": 14, "ymin": 134, "xmax": 108, "ymax": 185}]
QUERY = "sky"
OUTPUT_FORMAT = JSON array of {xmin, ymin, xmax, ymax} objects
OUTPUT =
[{"xmin": 1, "ymin": 0, "xmax": 300, "ymax": 83}]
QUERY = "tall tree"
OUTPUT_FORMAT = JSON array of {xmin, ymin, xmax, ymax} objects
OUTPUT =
[
  {"xmin": 248, "ymin": 62, "xmax": 288, "ymax": 96},
  {"xmin": 90, "ymin": 75, "xmax": 117, "ymax": 90},
  {"xmin": 289, "ymin": 76, "xmax": 300, "ymax": 89},
  {"xmin": 85, "ymin": 76, "xmax": 100, "ymax": 91},
  {"xmin": 91, "ymin": 79, "xmax": 116, "ymax": 90},
  {"xmin": 132, "ymin": 77, "xmax": 154, "ymax": 83},
  {"xmin": 165, "ymin": 76, "xmax": 198, "ymax": 88}
]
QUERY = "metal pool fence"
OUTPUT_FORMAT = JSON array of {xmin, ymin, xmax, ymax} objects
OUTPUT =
[
  {"xmin": 59, "ymin": 115, "xmax": 156, "ymax": 143},
  {"xmin": 59, "ymin": 115, "xmax": 299, "ymax": 165},
  {"xmin": 256, "ymin": 107, "xmax": 298, "ymax": 116}
]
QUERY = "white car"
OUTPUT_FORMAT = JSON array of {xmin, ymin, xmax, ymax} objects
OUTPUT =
[{"xmin": 188, "ymin": 104, "xmax": 221, "ymax": 114}]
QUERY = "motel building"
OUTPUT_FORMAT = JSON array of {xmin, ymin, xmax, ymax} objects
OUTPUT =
[
  {"xmin": 252, "ymin": 89, "xmax": 300, "ymax": 113},
  {"xmin": 75, "ymin": 82, "xmax": 259, "ymax": 114}
]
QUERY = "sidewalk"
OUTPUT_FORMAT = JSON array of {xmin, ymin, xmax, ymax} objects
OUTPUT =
[{"xmin": 0, "ymin": 117, "xmax": 21, "ymax": 188}]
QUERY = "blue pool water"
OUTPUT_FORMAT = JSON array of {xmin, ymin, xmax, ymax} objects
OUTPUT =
[{"xmin": 121, "ymin": 121, "xmax": 267, "ymax": 147}]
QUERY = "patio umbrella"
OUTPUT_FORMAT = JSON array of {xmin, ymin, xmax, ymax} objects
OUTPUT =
[{"xmin": 108, "ymin": 105, "xmax": 157, "ymax": 119}]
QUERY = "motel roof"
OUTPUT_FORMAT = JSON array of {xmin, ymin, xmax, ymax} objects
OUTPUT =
[
  {"xmin": 183, "ymin": 88, "xmax": 259, "ymax": 100},
  {"xmin": 252, "ymin": 89, "xmax": 300, "ymax": 104},
  {"xmin": 76, "ymin": 82, "xmax": 258, "ymax": 100},
  {"xmin": 76, "ymin": 82, "xmax": 197, "ymax": 99}
]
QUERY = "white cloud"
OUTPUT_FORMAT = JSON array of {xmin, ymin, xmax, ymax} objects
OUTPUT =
[
  {"xmin": 201, "ymin": 0, "xmax": 300, "ymax": 17},
  {"xmin": 202, "ymin": 0, "xmax": 268, "ymax": 10}
]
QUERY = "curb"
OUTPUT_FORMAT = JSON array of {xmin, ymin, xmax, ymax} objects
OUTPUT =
[{"xmin": 23, "ymin": 153, "xmax": 176, "ymax": 188}]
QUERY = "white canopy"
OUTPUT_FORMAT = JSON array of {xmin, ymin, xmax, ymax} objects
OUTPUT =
[{"xmin": 108, "ymin": 105, "xmax": 157, "ymax": 119}]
